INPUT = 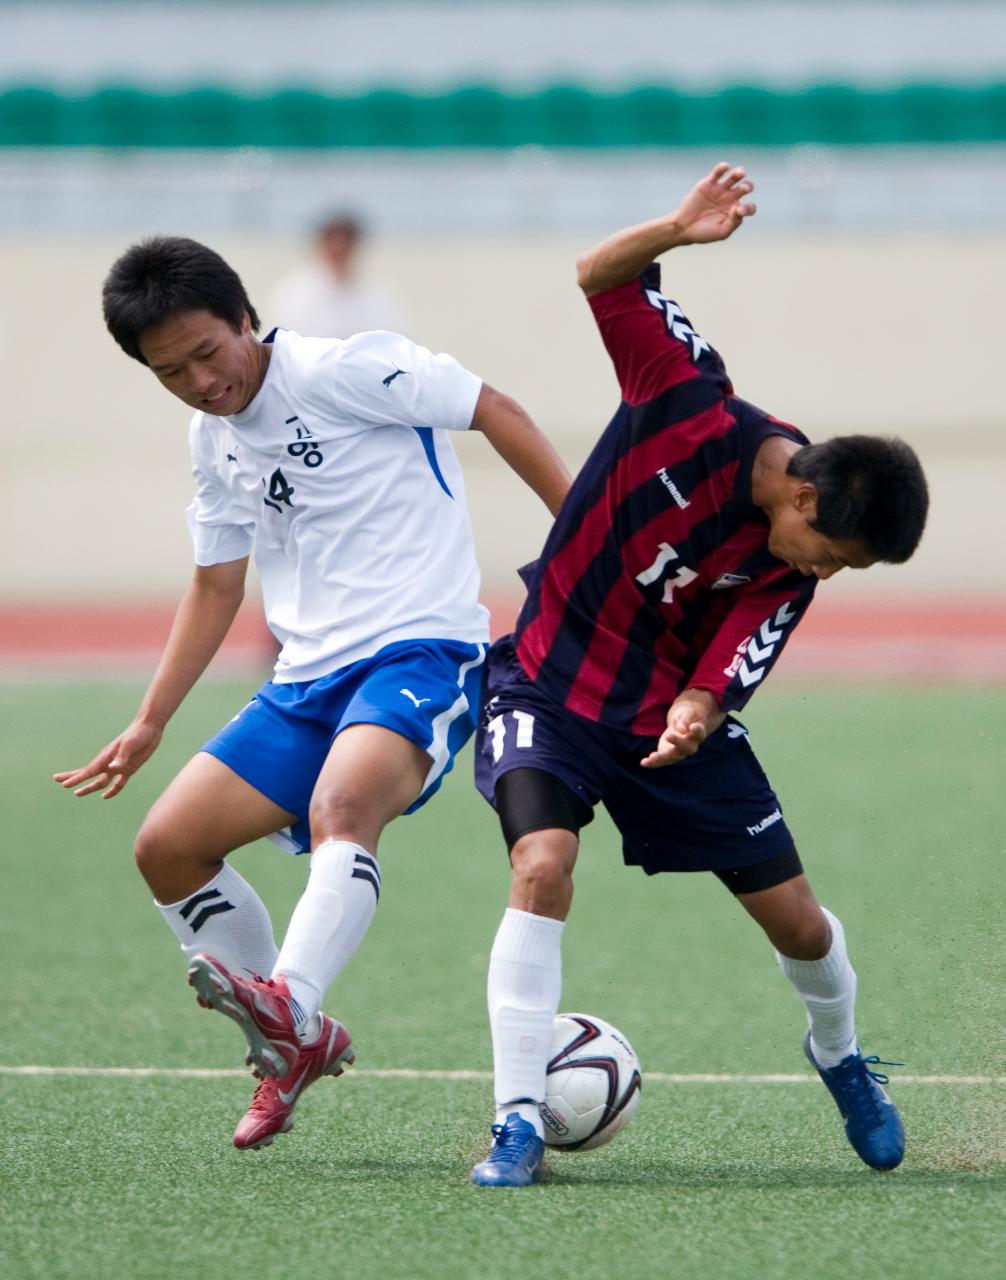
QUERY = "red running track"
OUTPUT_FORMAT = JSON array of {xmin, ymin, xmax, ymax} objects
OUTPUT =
[{"xmin": 1, "ymin": 597, "xmax": 1003, "ymax": 681}]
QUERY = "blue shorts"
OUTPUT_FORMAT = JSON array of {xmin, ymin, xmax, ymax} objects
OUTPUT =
[
  {"xmin": 203, "ymin": 637, "xmax": 486, "ymax": 854},
  {"xmin": 474, "ymin": 637, "xmax": 795, "ymax": 875}
]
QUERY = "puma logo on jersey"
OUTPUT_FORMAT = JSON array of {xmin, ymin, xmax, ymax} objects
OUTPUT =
[
  {"xmin": 226, "ymin": 452, "xmax": 238, "ymax": 462},
  {"xmin": 400, "ymin": 688, "xmax": 431, "ymax": 707},
  {"xmin": 382, "ymin": 367, "xmax": 409, "ymax": 387}
]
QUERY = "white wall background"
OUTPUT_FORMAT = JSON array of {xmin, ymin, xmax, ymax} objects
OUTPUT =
[{"xmin": 1, "ymin": 229, "xmax": 1001, "ymax": 606}]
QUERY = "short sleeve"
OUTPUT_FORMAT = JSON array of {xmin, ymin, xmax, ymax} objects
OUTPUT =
[
  {"xmin": 327, "ymin": 331, "xmax": 483, "ymax": 432},
  {"xmin": 587, "ymin": 264, "xmax": 732, "ymax": 406},
  {"xmin": 184, "ymin": 418, "xmax": 255, "ymax": 567}
]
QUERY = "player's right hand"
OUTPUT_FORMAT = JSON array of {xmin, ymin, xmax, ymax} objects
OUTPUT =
[{"xmin": 53, "ymin": 720, "xmax": 163, "ymax": 799}]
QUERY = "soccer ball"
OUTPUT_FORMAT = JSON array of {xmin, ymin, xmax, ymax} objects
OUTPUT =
[{"xmin": 539, "ymin": 1012, "xmax": 642, "ymax": 1150}]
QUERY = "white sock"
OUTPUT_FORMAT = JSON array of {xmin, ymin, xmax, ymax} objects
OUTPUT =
[
  {"xmin": 776, "ymin": 906, "xmax": 858, "ymax": 1068},
  {"xmin": 273, "ymin": 840, "xmax": 380, "ymax": 1033},
  {"xmin": 299, "ymin": 1013, "xmax": 324, "ymax": 1044},
  {"xmin": 156, "ymin": 863, "xmax": 278, "ymax": 979},
  {"xmin": 495, "ymin": 1102, "xmax": 543, "ymax": 1132},
  {"xmin": 488, "ymin": 908, "xmax": 565, "ymax": 1140}
]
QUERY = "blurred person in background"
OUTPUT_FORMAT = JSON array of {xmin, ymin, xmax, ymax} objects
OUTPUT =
[
  {"xmin": 55, "ymin": 233, "xmax": 570, "ymax": 1154},
  {"xmin": 470, "ymin": 163, "xmax": 928, "ymax": 1187},
  {"xmin": 270, "ymin": 212, "xmax": 404, "ymax": 339}
]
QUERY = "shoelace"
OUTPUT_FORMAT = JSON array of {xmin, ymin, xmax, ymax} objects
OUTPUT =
[
  {"xmin": 247, "ymin": 1078, "xmax": 280, "ymax": 1115},
  {"xmin": 250, "ymin": 973, "xmax": 281, "ymax": 990},
  {"xmin": 488, "ymin": 1122, "xmax": 533, "ymax": 1164},
  {"xmin": 840, "ymin": 1055, "xmax": 904, "ymax": 1124},
  {"xmin": 861, "ymin": 1055, "xmax": 904, "ymax": 1087}
]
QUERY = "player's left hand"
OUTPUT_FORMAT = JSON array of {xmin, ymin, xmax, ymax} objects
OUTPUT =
[
  {"xmin": 670, "ymin": 163, "xmax": 757, "ymax": 246},
  {"xmin": 640, "ymin": 712, "xmax": 706, "ymax": 768},
  {"xmin": 640, "ymin": 690, "xmax": 723, "ymax": 768}
]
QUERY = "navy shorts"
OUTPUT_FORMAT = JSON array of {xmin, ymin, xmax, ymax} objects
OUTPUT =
[
  {"xmin": 474, "ymin": 637, "xmax": 796, "ymax": 877},
  {"xmin": 203, "ymin": 637, "xmax": 486, "ymax": 854}
]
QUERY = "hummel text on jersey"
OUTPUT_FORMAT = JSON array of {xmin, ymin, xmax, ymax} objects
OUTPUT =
[
  {"xmin": 656, "ymin": 467, "xmax": 691, "ymax": 509},
  {"xmin": 747, "ymin": 808, "xmax": 783, "ymax": 837}
]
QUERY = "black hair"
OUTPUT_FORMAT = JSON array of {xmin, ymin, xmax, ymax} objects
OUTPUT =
[
  {"xmin": 318, "ymin": 213, "xmax": 363, "ymax": 244},
  {"xmin": 786, "ymin": 435, "xmax": 928, "ymax": 563},
  {"xmin": 102, "ymin": 236, "xmax": 260, "ymax": 364}
]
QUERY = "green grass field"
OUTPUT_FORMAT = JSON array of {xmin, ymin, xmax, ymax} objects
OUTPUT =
[{"xmin": 2, "ymin": 680, "xmax": 1004, "ymax": 1279}]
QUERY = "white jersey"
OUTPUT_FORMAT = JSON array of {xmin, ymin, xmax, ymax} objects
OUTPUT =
[{"xmin": 186, "ymin": 328, "xmax": 490, "ymax": 683}]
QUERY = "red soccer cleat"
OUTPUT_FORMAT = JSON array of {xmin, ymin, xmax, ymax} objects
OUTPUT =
[
  {"xmin": 187, "ymin": 953, "xmax": 300, "ymax": 1079},
  {"xmin": 233, "ymin": 1015, "xmax": 356, "ymax": 1150}
]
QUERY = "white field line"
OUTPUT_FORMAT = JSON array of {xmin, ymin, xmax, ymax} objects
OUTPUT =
[{"xmin": 1, "ymin": 1065, "xmax": 1003, "ymax": 1085}]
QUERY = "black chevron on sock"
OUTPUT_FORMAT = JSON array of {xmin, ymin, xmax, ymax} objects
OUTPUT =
[{"xmin": 188, "ymin": 899, "xmax": 236, "ymax": 933}]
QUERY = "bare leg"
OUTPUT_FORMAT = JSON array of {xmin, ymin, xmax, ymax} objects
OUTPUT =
[
  {"xmin": 734, "ymin": 873, "xmax": 831, "ymax": 959},
  {"xmin": 508, "ymin": 827, "xmax": 580, "ymax": 920},
  {"xmin": 135, "ymin": 751, "xmax": 296, "ymax": 903},
  {"xmin": 307, "ymin": 722, "xmax": 431, "ymax": 849},
  {"xmin": 736, "ymin": 872, "xmax": 859, "ymax": 1065},
  {"xmin": 733, "ymin": 867, "xmax": 904, "ymax": 1168}
]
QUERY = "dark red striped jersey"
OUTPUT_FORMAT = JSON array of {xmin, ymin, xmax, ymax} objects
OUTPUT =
[{"xmin": 514, "ymin": 264, "xmax": 817, "ymax": 737}]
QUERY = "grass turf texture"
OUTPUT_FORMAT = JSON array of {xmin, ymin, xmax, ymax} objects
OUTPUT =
[{"xmin": 2, "ymin": 680, "xmax": 1004, "ymax": 1279}]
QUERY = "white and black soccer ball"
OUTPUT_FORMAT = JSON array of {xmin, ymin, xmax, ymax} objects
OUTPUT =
[{"xmin": 540, "ymin": 1012, "xmax": 642, "ymax": 1150}]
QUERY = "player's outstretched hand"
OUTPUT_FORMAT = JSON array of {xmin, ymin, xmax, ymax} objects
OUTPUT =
[
  {"xmin": 671, "ymin": 162, "xmax": 756, "ymax": 246},
  {"xmin": 640, "ymin": 689, "xmax": 725, "ymax": 768},
  {"xmin": 53, "ymin": 720, "xmax": 163, "ymax": 799}
]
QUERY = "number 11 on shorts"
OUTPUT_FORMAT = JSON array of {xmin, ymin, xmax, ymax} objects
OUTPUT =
[{"xmin": 488, "ymin": 710, "xmax": 536, "ymax": 761}]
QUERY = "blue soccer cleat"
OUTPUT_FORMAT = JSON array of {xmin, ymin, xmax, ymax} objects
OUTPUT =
[
  {"xmin": 470, "ymin": 1113, "xmax": 545, "ymax": 1187},
  {"xmin": 804, "ymin": 1033, "xmax": 905, "ymax": 1170}
]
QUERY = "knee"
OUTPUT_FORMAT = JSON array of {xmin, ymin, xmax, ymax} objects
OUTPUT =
[
  {"xmin": 133, "ymin": 814, "xmax": 212, "ymax": 901},
  {"xmin": 134, "ymin": 815, "xmax": 171, "ymax": 887},
  {"xmin": 510, "ymin": 832, "xmax": 577, "ymax": 917},
  {"xmin": 772, "ymin": 907, "xmax": 831, "ymax": 961},
  {"xmin": 308, "ymin": 787, "xmax": 378, "ymax": 846}
]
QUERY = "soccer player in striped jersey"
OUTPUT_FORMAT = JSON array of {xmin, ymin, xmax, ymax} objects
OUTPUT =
[
  {"xmin": 471, "ymin": 163, "xmax": 928, "ymax": 1186},
  {"xmin": 54, "ymin": 235, "xmax": 571, "ymax": 1152}
]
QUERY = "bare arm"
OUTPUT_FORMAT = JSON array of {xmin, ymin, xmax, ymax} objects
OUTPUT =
[
  {"xmin": 576, "ymin": 163, "xmax": 757, "ymax": 297},
  {"xmin": 53, "ymin": 557, "xmax": 249, "ymax": 799},
  {"xmin": 470, "ymin": 383, "xmax": 572, "ymax": 517}
]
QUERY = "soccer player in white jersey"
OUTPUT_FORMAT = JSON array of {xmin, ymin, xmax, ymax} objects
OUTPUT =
[{"xmin": 55, "ymin": 236, "xmax": 571, "ymax": 1151}]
